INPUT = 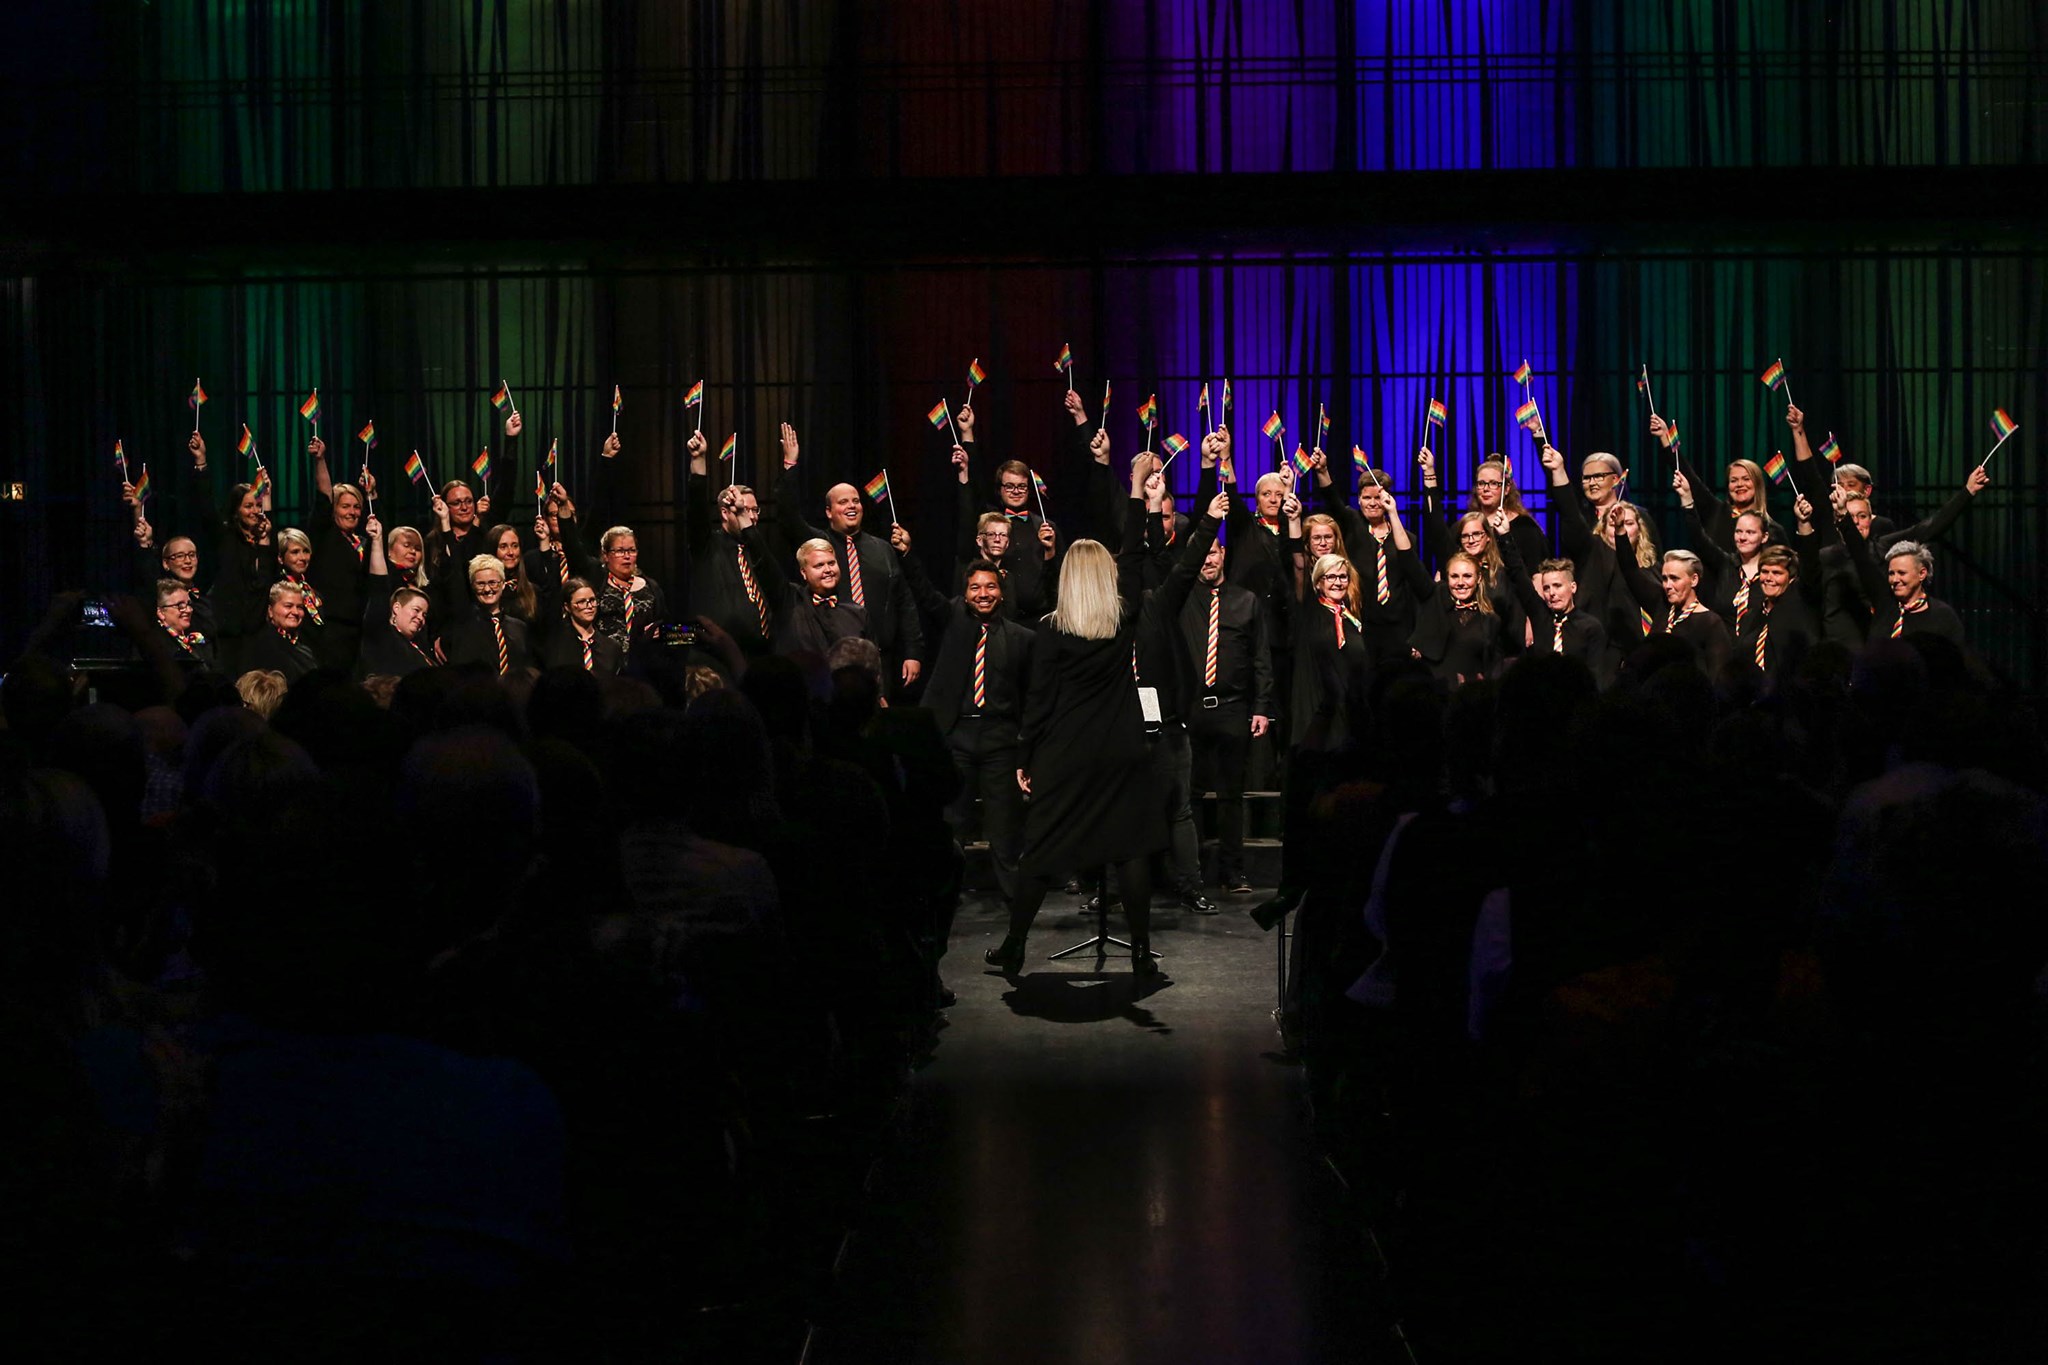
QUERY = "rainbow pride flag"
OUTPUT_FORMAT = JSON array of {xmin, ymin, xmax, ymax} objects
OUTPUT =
[
  {"xmin": 684, "ymin": 379, "xmax": 705, "ymax": 408},
  {"xmin": 1512, "ymin": 359, "xmax": 1532, "ymax": 386},
  {"xmin": 1317, "ymin": 403, "xmax": 1330, "ymax": 446},
  {"xmin": 535, "ymin": 470, "xmax": 547, "ymax": 500},
  {"xmin": 1817, "ymin": 433, "xmax": 1842, "ymax": 464},
  {"xmin": 1290, "ymin": 444, "xmax": 1314, "ymax": 476},
  {"xmin": 299, "ymin": 389, "xmax": 320, "ymax": 422},
  {"xmin": 1759, "ymin": 359, "xmax": 1786, "ymax": 391},
  {"xmin": 404, "ymin": 450, "xmax": 426, "ymax": 484},
  {"xmin": 1990, "ymin": 408, "xmax": 2018, "ymax": 441},
  {"xmin": 491, "ymin": 382, "xmax": 512, "ymax": 412},
  {"xmin": 1427, "ymin": 398, "xmax": 1447, "ymax": 427},
  {"xmin": 471, "ymin": 450, "xmax": 491, "ymax": 480},
  {"xmin": 1261, "ymin": 412, "xmax": 1284, "ymax": 442},
  {"xmin": 1137, "ymin": 394, "xmax": 1158, "ymax": 428},
  {"xmin": 927, "ymin": 399, "xmax": 950, "ymax": 430},
  {"xmin": 357, "ymin": 419, "xmax": 376, "ymax": 448},
  {"xmin": 967, "ymin": 358, "xmax": 987, "ymax": 388},
  {"xmin": 237, "ymin": 424, "xmax": 255, "ymax": 456},
  {"xmin": 1159, "ymin": 433, "xmax": 1189, "ymax": 461},
  {"xmin": 1762, "ymin": 450, "xmax": 1789, "ymax": 484},
  {"xmin": 113, "ymin": 438, "xmax": 126, "ymax": 468},
  {"xmin": 1055, "ymin": 342, "xmax": 1073, "ymax": 373},
  {"xmin": 1197, "ymin": 382, "xmax": 1210, "ymax": 415},
  {"xmin": 1352, "ymin": 445, "xmax": 1369, "ymax": 474},
  {"xmin": 718, "ymin": 432, "xmax": 737, "ymax": 463},
  {"xmin": 612, "ymin": 384, "xmax": 623, "ymax": 413},
  {"xmin": 189, "ymin": 379, "xmax": 208, "ymax": 412},
  {"xmin": 546, "ymin": 438, "xmax": 558, "ymax": 474},
  {"xmin": 1220, "ymin": 378, "xmax": 1231, "ymax": 413},
  {"xmin": 1515, "ymin": 400, "xmax": 1541, "ymax": 431},
  {"xmin": 133, "ymin": 466, "xmax": 151, "ymax": 501},
  {"xmin": 1031, "ymin": 470, "xmax": 1049, "ymax": 499},
  {"xmin": 863, "ymin": 470, "xmax": 891, "ymax": 503},
  {"xmin": 250, "ymin": 466, "xmax": 271, "ymax": 500}
]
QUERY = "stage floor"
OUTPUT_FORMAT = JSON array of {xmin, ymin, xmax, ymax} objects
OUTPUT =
[{"xmin": 810, "ymin": 891, "xmax": 1409, "ymax": 1364}]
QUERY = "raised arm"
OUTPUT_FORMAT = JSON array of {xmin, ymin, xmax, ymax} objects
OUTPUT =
[
  {"xmin": 1495, "ymin": 513, "xmax": 1548, "ymax": 626},
  {"xmin": 1153, "ymin": 490, "xmax": 1227, "ymax": 623},
  {"xmin": 1611, "ymin": 528, "xmax": 1665, "ymax": 614},
  {"xmin": 1873, "ymin": 465, "xmax": 1989, "ymax": 558},
  {"xmin": 1416, "ymin": 447, "xmax": 1455, "ymax": 566},
  {"xmin": 1543, "ymin": 443, "xmax": 1592, "ymax": 559}
]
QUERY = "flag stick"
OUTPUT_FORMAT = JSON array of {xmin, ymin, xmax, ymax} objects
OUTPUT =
[
  {"xmin": 116, "ymin": 445, "xmax": 129, "ymax": 487},
  {"xmin": 1983, "ymin": 429, "xmax": 2016, "ymax": 468},
  {"xmin": 885, "ymin": 468, "xmax": 898, "ymax": 526},
  {"xmin": 193, "ymin": 378, "xmax": 202, "ymax": 434},
  {"xmin": 140, "ymin": 463, "xmax": 148, "ymax": 508},
  {"xmin": 1640, "ymin": 363, "xmax": 1658, "ymax": 420},
  {"xmin": 1098, "ymin": 381, "xmax": 1111, "ymax": 435},
  {"xmin": 1033, "ymin": 477, "xmax": 1046, "ymax": 521}
]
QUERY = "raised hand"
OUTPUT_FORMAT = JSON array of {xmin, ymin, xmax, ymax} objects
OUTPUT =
[
  {"xmin": 1200, "ymin": 431, "xmax": 1221, "ymax": 467},
  {"xmin": 477, "ymin": 493, "xmax": 492, "ymax": 518},
  {"xmin": 133, "ymin": 515, "xmax": 153, "ymax": 547},
  {"xmin": 956, "ymin": 405, "xmax": 975, "ymax": 439},
  {"xmin": 1309, "ymin": 447, "xmax": 1328, "ymax": 473},
  {"xmin": 505, "ymin": 411, "xmax": 523, "ymax": 438},
  {"xmin": 779, "ymin": 422, "xmax": 800, "ymax": 469},
  {"xmin": 952, "ymin": 446, "xmax": 969, "ymax": 484},
  {"xmin": 1486, "ymin": 508, "xmax": 1511, "ymax": 536},
  {"xmin": 360, "ymin": 470, "xmax": 378, "ymax": 498},
  {"xmin": 431, "ymin": 494, "xmax": 450, "ymax": 527},
  {"xmin": 1208, "ymin": 490, "xmax": 1230, "ymax": 521},
  {"xmin": 364, "ymin": 513, "xmax": 383, "ymax": 540},
  {"xmin": 1539, "ymin": 443, "xmax": 1564, "ymax": 474},
  {"xmin": 550, "ymin": 481, "xmax": 576, "ymax": 520},
  {"xmin": 1038, "ymin": 521, "xmax": 1056, "ymax": 559},
  {"xmin": 1966, "ymin": 464, "xmax": 1990, "ymax": 495},
  {"xmin": 1281, "ymin": 493, "xmax": 1301, "ymax": 521},
  {"xmin": 1786, "ymin": 403, "xmax": 1805, "ymax": 432},
  {"xmin": 1063, "ymin": 389, "xmax": 1087, "ymax": 425},
  {"xmin": 890, "ymin": 523, "xmax": 911, "ymax": 554},
  {"xmin": 600, "ymin": 433, "xmax": 620, "ymax": 459},
  {"xmin": 120, "ymin": 480, "xmax": 138, "ymax": 507},
  {"xmin": 1649, "ymin": 413, "xmax": 1673, "ymax": 446},
  {"xmin": 1417, "ymin": 446, "xmax": 1436, "ymax": 485},
  {"xmin": 532, "ymin": 513, "xmax": 549, "ymax": 545},
  {"xmin": 1672, "ymin": 468, "xmax": 1694, "ymax": 508},
  {"xmin": 188, "ymin": 432, "xmax": 208, "ymax": 469},
  {"xmin": 1793, "ymin": 494, "xmax": 1814, "ymax": 525},
  {"xmin": 308, "ymin": 435, "xmax": 327, "ymax": 462},
  {"xmin": 1089, "ymin": 428, "xmax": 1110, "ymax": 464}
]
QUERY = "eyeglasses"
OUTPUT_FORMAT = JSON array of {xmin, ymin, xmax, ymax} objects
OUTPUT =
[
  {"xmin": 1580, "ymin": 472, "xmax": 1618, "ymax": 484},
  {"xmin": 165, "ymin": 550, "xmax": 200, "ymax": 562},
  {"xmin": 1474, "ymin": 478, "xmax": 1504, "ymax": 488},
  {"xmin": 162, "ymin": 600, "xmax": 192, "ymax": 612},
  {"xmin": 999, "ymin": 481, "xmax": 1029, "ymax": 492},
  {"xmin": 447, "ymin": 497, "xmax": 475, "ymax": 507}
]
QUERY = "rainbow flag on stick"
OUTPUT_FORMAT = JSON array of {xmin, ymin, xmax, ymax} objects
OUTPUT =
[
  {"xmin": 1159, "ymin": 432, "xmax": 1189, "ymax": 466},
  {"xmin": 684, "ymin": 379, "xmax": 704, "ymax": 408},
  {"xmin": 718, "ymin": 432, "xmax": 737, "ymax": 463},
  {"xmin": 1055, "ymin": 342, "xmax": 1073, "ymax": 373},
  {"xmin": 1758, "ymin": 359, "xmax": 1786, "ymax": 391},
  {"xmin": 927, "ymin": 399, "xmax": 950, "ymax": 431},
  {"xmin": 546, "ymin": 438, "xmax": 558, "ymax": 479},
  {"xmin": 471, "ymin": 450, "xmax": 492, "ymax": 482},
  {"xmin": 1137, "ymin": 394, "xmax": 1158, "ymax": 429},
  {"xmin": 1317, "ymin": 402, "xmax": 1331, "ymax": 450},
  {"xmin": 967, "ymin": 358, "xmax": 987, "ymax": 388},
  {"xmin": 133, "ymin": 464, "xmax": 151, "ymax": 502},
  {"xmin": 863, "ymin": 470, "xmax": 893, "ymax": 520},
  {"xmin": 1515, "ymin": 399, "xmax": 1543, "ymax": 433},
  {"xmin": 1098, "ymin": 379, "xmax": 1113, "ymax": 434},
  {"xmin": 1220, "ymin": 378, "xmax": 1232, "ymax": 416},
  {"xmin": 299, "ymin": 388, "xmax": 320, "ymax": 424},
  {"xmin": 113, "ymin": 439, "xmax": 128, "ymax": 481},
  {"xmin": 189, "ymin": 379, "xmax": 208, "ymax": 432},
  {"xmin": 238, "ymin": 424, "xmax": 256, "ymax": 458},
  {"xmin": 357, "ymin": 419, "xmax": 376, "ymax": 450},
  {"xmin": 1261, "ymin": 412, "xmax": 1284, "ymax": 442},
  {"xmin": 1512, "ymin": 359, "xmax": 1532, "ymax": 386},
  {"xmin": 1817, "ymin": 433, "xmax": 1842, "ymax": 464},
  {"xmin": 1290, "ymin": 444, "xmax": 1314, "ymax": 477},
  {"xmin": 1030, "ymin": 468, "xmax": 1049, "ymax": 517},
  {"xmin": 612, "ymin": 384, "xmax": 623, "ymax": 414},
  {"xmin": 403, "ymin": 450, "xmax": 426, "ymax": 484},
  {"xmin": 535, "ymin": 470, "xmax": 547, "ymax": 501},
  {"xmin": 491, "ymin": 381, "xmax": 513, "ymax": 413},
  {"xmin": 1762, "ymin": 450, "xmax": 1789, "ymax": 485},
  {"xmin": 1352, "ymin": 445, "xmax": 1370, "ymax": 476},
  {"xmin": 1426, "ymin": 398, "xmax": 1447, "ymax": 428},
  {"xmin": 1984, "ymin": 408, "xmax": 2019, "ymax": 467},
  {"xmin": 250, "ymin": 465, "xmax": 271, "ymax": 501}
]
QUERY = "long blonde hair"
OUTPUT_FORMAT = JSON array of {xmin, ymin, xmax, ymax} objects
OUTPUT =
[
  {"xmin": 1444, "ymin": 552, "xmax": 1496, "ymax": 615},
  {"xmin": 1727, "ymin": 458, "xmax": 1770, "ymax": 515},
  {"xmin": 1310, "ymin": 552, "xmax": 1363, "ymax": 618},
  {"xmin": 1595, "ymin": 502, "xmax": 1659, "ymax": 568},
  {"xmin": 1049, "ymin": 539, "xmax": 1123, "ymax": 639}
]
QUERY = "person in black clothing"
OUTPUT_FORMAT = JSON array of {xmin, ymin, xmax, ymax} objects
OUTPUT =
[
  {"xmin": 895, "ymin": 531, "xmax": 1034, "ymax": 905},
  {"xmin": 774, "ymin": 422, "xmax": 925, "ymax": 691},
  {"xmin": 1309, "ymin": 456, "xmax": 1420, "ymax": 668},
  {"xmin": 1611, "ymin": 540, "xmax": 1734, "ymax": 676},
  {"xmin": 130, "ymin": 514, "xmax": 218, "ymax": 643},
  {"xmin": 775, "ymin": 538, "xmax": 870, "ymax": 656},
  {"xmin": 1409, "ymin": 550, "xmax": 1518, "ymax": 687},
  {"xmin": 209, "ymin": 471, "xmax": 277, "ymax": 673},
  {"xmin": 154, "ymin": 578, "xmax": 218, "ymax": 675},
  {"xmin": 305, "ymin": 436, "xmax": 375, "ymax": 665},
  {"xmin": 1416, "ymin": 447, "xmax": 1533, "ymax": 649},
  {"xmin": 274, "ymin": 528, "xmax": 337, "ymax": 671},
  {"xmin": 358, "ymin": 585, "xmax": 441, "ymax": 679},
  {"xmin": 1657, "ymin": 414, "xmax": 1786, "ymax": 552},
  {"xmin": 1737, "ymin": 542, "xmax": 1825, "ymax": 682},
  {"xmin": 983, "ymin": 458, "xmax": 1208, "ymax": 979},
  {"xmin": 1859, "ymin": 537, "xmax": 1967, "ymax": 646},
  {"xmin": 1181, "ymin": 514, "xmax": 1277, "ymax": 895},
  {"xmin": 1546, "ymin": 442, "xmax": 1654, "ymax": 676},
  {"xmin": 1290, "ymin": 552, "xmax": 1373, "ymax": 751},
  {"xmin": 1503, "ymin": 552, "xmax": 1611, "ymax": 686},
  {"xmin": 241, "ymin": 581, "xmax": 318, "ymax": 683},
  {"xmin": 441, "ymin": 554, "xmax": 534, "ymax": 676},
  {"xmin": 950, "ymin": 445, "xmax": 1059, "ymax": 620},
  {"xmin": 485, "ymin": 522, "xmax": 548, "ymax": 635},
  {"xmin": 1786, "ymin": 402, "xmax": 1898, "ymax": 540},
  {"xmin": 684, "ymin": 433, "xmax": 779, "ymax": 661},
  {"xmin": 424, "ymin": 479, "xmax": 493, "ymax": 598},
  {"xmin": 539, "ymin": 578, "xmax": 624, "ymax": 675}
]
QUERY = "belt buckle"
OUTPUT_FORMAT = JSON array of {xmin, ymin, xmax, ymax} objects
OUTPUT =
[{"xmin": 1200, "ymin": 695, "xmax": 1221, "ymax": 709}]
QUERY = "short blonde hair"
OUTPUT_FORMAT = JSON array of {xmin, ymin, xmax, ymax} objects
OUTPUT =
[
  {"xmin": 467, "ymin": 553, "xmax": 506, "ymax": 583},
  {"xmin": 277, "ymin": 527, "xmax": 312, "ymax": 555},
  {"xmin": 1048, "ymin": 539, "xmax": 1123, "ymax": 640},
  {"xmin": 266, "ymin": 581, "xmax": 306, "ymax": 607},
  {"xmin": 796, "ymin": 537, "xmax": 835, "ymax": 569},
  {"xmin": 236, "ymin": 669, "xmax": 288, "ymax": 718},
  {"xmin": 1309, "ymin": 552, "xmax": 1362, "ymax": 616}
]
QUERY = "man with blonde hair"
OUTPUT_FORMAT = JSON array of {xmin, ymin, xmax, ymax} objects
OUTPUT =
[{"xmin": 775, "ymin": 536, "xmax": 871, "ymax": 656}]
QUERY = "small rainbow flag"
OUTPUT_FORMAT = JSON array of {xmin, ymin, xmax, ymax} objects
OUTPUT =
[
  {"xmin": 684, "ymin": 379, "xmax": 705, "ymax": 408},
  {"xmin": 1990, "ymin": 408, "xmax": 2018, "ymax": 441},
  {"xmin": 133, "ymin": 466, "xmax": 152, "ymax": 502},
  {"xmin": 1031, "ymin": 470, "xmax": 1049, "ymax": 499},
  {"xmin": 927, "ymin": 399, "xmax": 950, "ymax": 430},
  {"xmin": 1261, "ymin": 412, "xmax": 1284, "ymax": 442},
  {"xmin": 1512, "ymin": 359, "xmax": 1532, "ymax": 386},
  {"xmin": 534, "ymin": 470, "xmax": 547, "ymax": 500},
  {"xmin": 1352, "ymin": 445, "xmax": 1369, "ymax": 474},
  {"xmin": 1514, "ymin": 399, "xmax": 1542, "ymax": 431},
  {"xmin": 471, "ymin": 450, "xmax": 491, "ymax": 480},
  {"xmin": 1197, "ymin": 382, "xmax": 1210, "ymax": 415},
  {"xmin": 1817, "ymin": 432, "xmax": 1842, "ymax": 464},
  {"xmin": 189, "ymin": 379, "xmax": 208, "ymax": 412},
  {"xmin": 1636, "ymin": 374, "xmax": 1648, "ymax": 393},
  {"xmin": 403, "ymin": 450, "xmax": 426, "ymax": 484},
  {"xmin": 718, "ymin": 432, "xmax": 737, "ymax": 463},
  {"xmin": 1317, "ymin": 403, "xmax": 1331, "ymax": 446},
  {"xmin": 967, "ymin": 358, "xmax": 987, "ymax": 388},
  {"xmin": 1291, "ymin": 445, "xmax": 1314, "ymax": 476},
  {"xmin": 1759, "ymin": 359, "xmax": 1786, "ymax": 391},
  {"xmin": 1055, "ymin": 342, "xmax": 1073, "ymax": 373},
  {"xmin": 612, "ymin": 384, "xmax": 622, "ymax": 413},
  {"xmin": 1640, "ymin": 607, "xmax": 1654, "ymax": 638},
  {"xmin": 237, "ymin": 424, "xmax": 255, "ymax": 456},
  {"xmin": 357, "ymin": 419, "xmax": 376, "ymax": 448},
  {"xmin": 1762, "ymin": 450, "xmax": 1788, "ymax": 484},
  {"xmin": 546, "ymin": 438, "xmax": 559, "ymax": 475},
  {"xmin": 1427, "ymin": 398, "xmax": 1447, "ymax": 427},
  {"xmin": 1137, "ymin": 394, "xmax": 1158, "ymax": 429},
  {"xmin": 863, "ymin": 470, "xmax": 891, "ymax": 503},
  {"xmin": 490, "ymin": 381, "xmax": 512, "ymax": 412},
  {"xmin": 299, "ymin": 389, "xmax": 320, "ymax": 422},
  {"xmin": 1102, "ymin": 378, "xmax": 1113, "ymax": 408},
  {"xmin": 1220, "ymin": 378, "xmax": 1231, "ymax": 413},
  {"xmin": 250, "ymin": 466, "xmax": 271, "ymax": 500},
  {"xmin": 1160, "ymin": 432, "xmax": 1189, "ymax": 461},
  {"xmin": 113, "ymin": 438, "xmax": 126, "ymax": 468}
]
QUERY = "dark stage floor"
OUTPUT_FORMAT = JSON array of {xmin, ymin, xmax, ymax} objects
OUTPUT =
[{"xmin": 810, "ymin": 892, "xmax": 1410, "ymax": 1365}]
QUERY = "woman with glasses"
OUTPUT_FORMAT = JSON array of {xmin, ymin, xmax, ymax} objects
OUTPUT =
[
  {"xmin": 305, "ymin": 436, "xmax": 377, "ymax": 669},
  {"xmin": 154, "ymin": 579, "xmax": 217, "ymax": 674},
  {"xmin": 584, "ymin": 526, "xmax": 664, "ymax": 661},
  {"xmin": 1290, "ymin": 553, "xmax": 1373, "ymax": 751},
  {"xmin": 540, "ymin": 577, "xmax": 623, "ymax": 674},
  {"xmin": 425, "ymin": 479, "xmax": 492, "ymax": 603},
  {"xmin": 274, "ymin": 528, "xmax": 337, "ymax": 670},
  {"xmin": 484, "ymin": 522, "xmax": 546, "ymax": 631},
  {"xmin": 1417, "ymin": 448, "xmax": 1532, "ymax": 648},
  {"xmin": 1544, "ymin": 443, "xmax": 1658, "ymax": 674},
  {"xmin": 440, "ymin": 554, "xmax": 533, "ymax": 676}
]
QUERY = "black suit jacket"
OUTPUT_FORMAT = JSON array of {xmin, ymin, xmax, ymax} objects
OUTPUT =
[
  {"xmin": 440, "ymin": 609, "xmax": 534, "ymax": 674},
  {"xmin": 1179, "ymin": 577, "xmax": 1276, "ymax": 716},
  {"xmin": 685, "ymin": 474, "xmax": 783, "ymax": 654},
  {"xmin": 900, "ymin": 547, "xmax": 1034, "ymax": 735},
  {"xmin": 242, "ymin": 625, "xmax": 318, "ymax": 683},
  {"xmin": 775, "ymin": 473, "xmax": 925, "ymax": 664}
]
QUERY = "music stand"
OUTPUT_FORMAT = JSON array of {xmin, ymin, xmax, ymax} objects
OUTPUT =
[{"xmin": 1048, "ymin": 866, "xmax": 1160, "ymax": 965}]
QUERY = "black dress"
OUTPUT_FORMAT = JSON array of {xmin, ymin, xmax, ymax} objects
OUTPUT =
[{"xmin": 1015, "ymin": 608, "xmax": 1167, "ymax": 879}]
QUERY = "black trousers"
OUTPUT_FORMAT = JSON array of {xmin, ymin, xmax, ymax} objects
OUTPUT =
[
  {"xmin": 1189, "ymin": 698, "xmax": 1251, "ymax": 877},
  {"xmin": 946, "ymin": 715, "xmax": 1022, "ymax": 902}
]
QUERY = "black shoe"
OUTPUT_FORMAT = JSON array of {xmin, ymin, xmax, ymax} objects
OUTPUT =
[
  {"xmin": 983, "ymin": 936, "xmax": 1025, "ymax": 974},
  {"xmin": 1179, "ymin": 890, "xmax": 1220, "ymax": 915},
  {"xmin": 1132, "ymin": 946, "xmax": 1161, "ymax": 979},
  {"xmin": 1222, "ymin": 871, "xmax": 1254, "ymax": 895},
  {"xmin": 1250, "ymin": 888, "xmax": 1303, "ymax": 932},
  {"xmin": 935, "ymin": 983, "xmax": 958, "ymax": 1008}
]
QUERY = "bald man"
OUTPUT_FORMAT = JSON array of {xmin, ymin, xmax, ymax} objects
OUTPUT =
[{"xmin": 774, "ymin": 422, "xmax": 924, "ymax": 692}]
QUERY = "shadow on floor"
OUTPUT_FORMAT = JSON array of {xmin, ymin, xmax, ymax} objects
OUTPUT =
[{"xmin": 994, "ymin": 971, "xmax": 1175, "ymax": 1031}]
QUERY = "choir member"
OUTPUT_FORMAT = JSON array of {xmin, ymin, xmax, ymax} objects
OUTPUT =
[
  {"xmin": 1612, "ymin": 526, "xmax": 1735, "ymax": 676},
  {"xmin": 1503, "ymin": 553, "xmax": 1612, "ymax": 686},
  {"xmin": 590, "ymin": 525, "xmax": 664, "ymax": 661},
  {"xmin": 154, "ymin": 578, "xmax": 217, "ymax": 674},
  {"xmin": 274, "ymin": 529, "xmax": 336, "ymax": 669},
  {"xmin": 1311, "ymin": 457, "xmax": 1420, "ymax": 668},
  {"xmin": 241, "ymin": 581, "xmax": 318, "ymax": 683},
  {"xmin": 1858, "ymin": 538, "xmax": 1966, "ymax": 645},
  {"xmin": 305, "ymin": 437, "xmax": 375, "ymax": 664},
  {"xmin": 539, "ymin": 578, "xmax": 624, "ymax": 675},
  {"xmin": 1197, "ymin": 428, "xmax": 1297, "ymax": 667},
  {"xmin": 896, "ymin": 531, "xmax": 1033, "ymax": 905},
  {"xmin": 775, "ymin": 538, "xmax": 870, "ymax": 656},
  {"xmin": 358, "ymin": 585, "xmax": 441, "ymax": 679},
  {"xmin": 209, "ymin": 465, "xmax": 276, "ymax": 668},
  {"xmin": 1659, "ymin": 414, "xmax": 1786, "ymax": 550},
  {"xmin": 684, "ymin": 432, "xmax": 779, "ymax": 660},
  {"xmin": 1547, "ymin": 443, "xmax": 1655, "ymax": 672},
  {"xmin": 440, "ymin": 554, "xmax": 534, "ymax": 676},
  {"xmin": 959, "ymin": 402, "xmax": 1059, "ymax": 619},
  {"xmin": 1416, "ymin": 446, "xmax": 1529, "ymax": 647},
  {"xmin": 425, "ymin": 479, "xmax": 492, "ymax": 589},
  {"xmin": 131, "ymin": 518, "xmax": 216, "ymax": 641},
  {"xmin": 1787, "ymin": 404, "xmax": 1895, "ymax": 539},
  {"xmin": 1182, "ymin": 509, "xmax": 1277, "ymax": 894},
  {"xmin": 485, "ymin": 522, "xmax": 545, "ymax": 631},
  {"xmin": 775, "ymin": 422, "xmax": 925, "ymax": 690},
  {"xmin": 1463, "ymin": 453, "xmax": 1552, "ymax": 574},
  {"xmin": 1409, "ymin": 550, "xmax": 1517, "ymax": 687},
  {"xmin": 1680, "ymin": 471, "xmax": 1770, "ymax": 628},
  {"xmin": 1290, "ymin": 553, "xmax": 1373, "ymax": 751}
]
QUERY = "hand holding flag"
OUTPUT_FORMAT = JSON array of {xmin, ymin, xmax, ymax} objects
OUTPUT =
[
  {"xmin": 612, "ymin": 383, "xmax": 622, "ymax": 435},
  {"xmin": 965, "ymin": 358, "xmax": 986, "ymax": 407}
]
